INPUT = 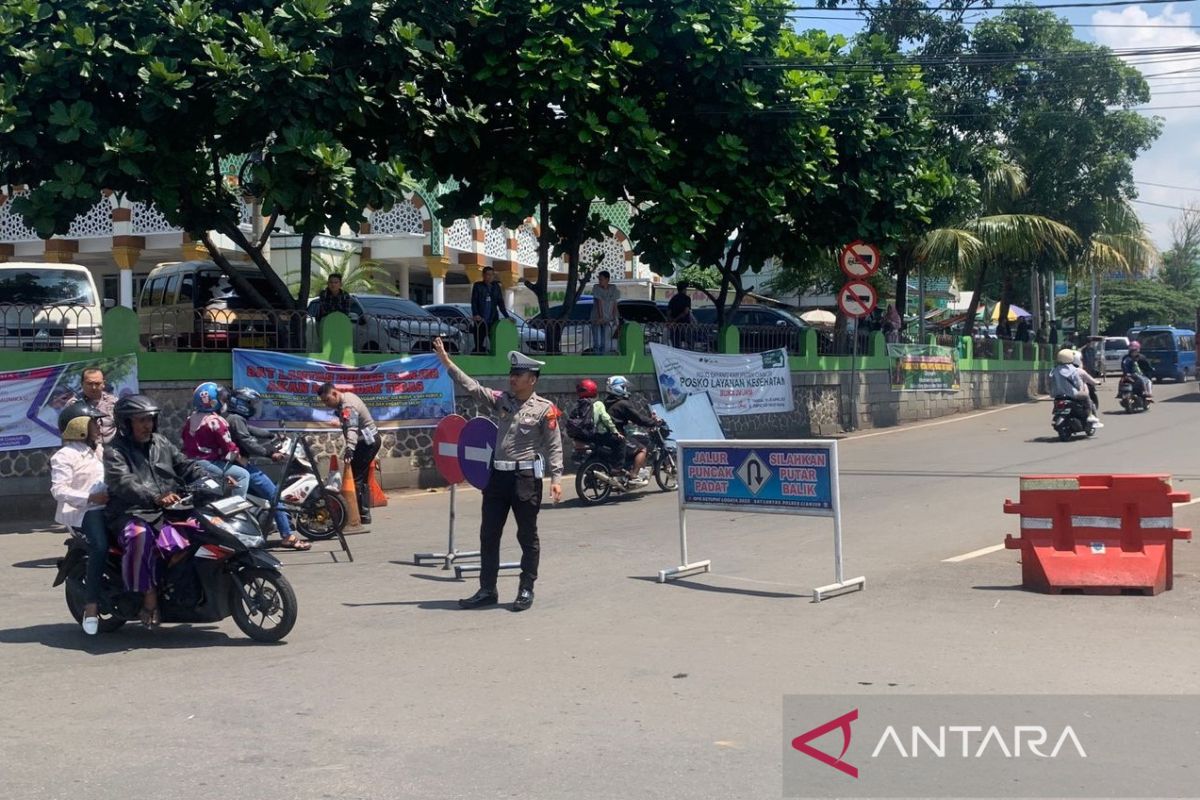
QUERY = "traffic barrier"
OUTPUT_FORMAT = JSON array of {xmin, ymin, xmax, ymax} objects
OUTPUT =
[
  {"xmin": 340, "ymin": 460, "xmax": 363, "ymax": 528},
  {"xmin": 1003, "ymin": 475, "xmax": 1191, "ymax": 595},
  {"xmin": 369, "ymin": 458, "xmax": 388, "ymax": 507}
]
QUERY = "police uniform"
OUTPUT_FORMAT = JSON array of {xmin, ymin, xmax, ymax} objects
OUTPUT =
[
  {"xmin": 443, "ymin": 351, "xmax": 564, "ymax": 611},
  {"xmin": 335, "ymin": 390, "xmax": 380, "ymax": 524}
]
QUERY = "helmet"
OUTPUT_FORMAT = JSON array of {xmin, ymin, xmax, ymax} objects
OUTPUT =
[
  {"xmin": 606, "ymin": 376, "xmax": 629, "ymax": 398},
  {"xmin": 1056, "ymin": 349, "xmax": 1076, "ymax": 365},
  {"xmin": 226, "ymin": 387, "xmax": 262, "ymax": 418},
  {"xmin": 576, "ymin": 379, "xmax": 598, "ymax": 399},
  {"xmin": 192, "ymin": 381, "xmax": 224, "ymax": 412},
  {"xmin": 1129, "ymin": 341, "xmax": 1141, "ymax": 352},
  {"xmin": 1073, "ymin": 351, "xmax": 1082, "ymax": 368},
  {"xmin": 113, "ymin": 394, "xmax": 160, "ymax": 436},
  {"xmin": 57, "ymin": 401, "xmax": 105, "ymax": 442}
]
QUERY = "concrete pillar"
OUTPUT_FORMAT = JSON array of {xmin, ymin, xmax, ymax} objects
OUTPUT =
[
  {"xmin": 426, "ymin": 257, "xmax": 449, "ymax": 304},
  {"xmin": 398, "ymin": 262, "xmax": 411, "ymax": 299},
  {"xmin": 495, "ymin": 260, "xmax": 521, "ymax": 315}
]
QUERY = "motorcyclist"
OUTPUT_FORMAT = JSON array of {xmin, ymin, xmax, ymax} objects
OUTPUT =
[
  {"xmin": 603, "ymin": 376, "xmax": 660, "ymax": 487},
  {"xmin": 182, "ymin": 381, "xmax": 250, "ymax": 496},
  {"xmin": 1120, "ymin": 341, "xmax": 1154, "ymax": 402},
  {"xmin": 104, "ymin": 394, "xmax": 212, "ymax": 628},
  {"xmin": 1072, "ymin": 351, "xmax": 1103, "ymax": 427},
  {"xmin": 221, "ymin": 388, "xmax": 311, "ymax": 551},
  {"xmin": 572, "ymin": 378, "xmax": 624, "ymax": 464},
  {"xmin": 1049, "ymin": 349, "xmax": 1097, "ymax": 425}
]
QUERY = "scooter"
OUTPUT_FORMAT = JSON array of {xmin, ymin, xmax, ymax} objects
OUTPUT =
[
  {"xmin": 1117, "ymin": 375, "xmax": 1149, "ymax": 413},
  {"xmin": 268, "ymin": 429, "xmax": 349, "ymax": 542},
  {"xmin": 1051, "ymin": 396, "xmax": 1096, "ymax": 441},
  {"xmin": 574, "ymin": 421, "xmax": 678, "ymax": 505},
  {"xmin": 53, "ymin": 478, "xmax": 298, "ymax": 642}
]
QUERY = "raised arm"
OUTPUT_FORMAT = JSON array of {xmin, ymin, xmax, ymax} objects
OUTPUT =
[{"xmin": 432, "ymin": 336, "xmax": 501, "ymax": 409}]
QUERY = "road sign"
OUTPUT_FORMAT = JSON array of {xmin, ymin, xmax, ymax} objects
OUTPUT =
[
  {"xmin": 432, "ymin": 414, "xmax": 467, "ymax": 484},
  {"xmin": 838, "ymin": 280, "xmax": 877, "ymax": 319},
  {"xmin": 839, "ymin": 241, "xmax": 881, "ymax": 279},
  {"xmin": 1055, "ymin": 277, "xmax": 1069, "ymax": 298},
  {"xmin": 457, "ymin": 416, "xmax": 498, "ymax": 491}
]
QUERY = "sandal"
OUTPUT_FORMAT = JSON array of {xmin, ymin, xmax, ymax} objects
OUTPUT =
[
  {"xmin": 138, "ymin": 607, "xmax": 160, "ymax": 629},
  {"xmin": 279, "ymin": 536, "xmax": 312, "ymax": 551}
]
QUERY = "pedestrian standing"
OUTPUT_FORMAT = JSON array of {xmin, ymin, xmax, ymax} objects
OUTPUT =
[
  {"xmin": 470, "ymin": 266, "xmax": 510, "ymax": 354},
  {"xmin": 317, "ymin": 382, "xmax": 381, "ymax": 526},
  {"xmin": 590, "ymin": 270, "xmax": 621, "ymax": 355},
  {"xmin": 432, "ymin": 336, "xmax": 564, "ymax": 612},
  {"xmin": 667, "ymin": 282, "xmax": 693, "ymax": 348},
  {"xmin": 79, "ymin": 366, "xmax": 117, "ymax": 443},
  {"xmin": 316, "ymin": 274, "xmax": 353, "ymax": 320}
]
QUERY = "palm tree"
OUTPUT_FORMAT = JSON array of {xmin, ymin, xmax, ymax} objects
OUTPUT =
[
  {"xmin": 916, "ymin": 163, "xmax": 1079, "ymax": 337},
  {"xmin": 292, "ymin": 251, "xmax": 396, "ymax": 300},
  {"xmin": 1073, "ymin": 200, "xmax": 1156, "ymax": 336}
]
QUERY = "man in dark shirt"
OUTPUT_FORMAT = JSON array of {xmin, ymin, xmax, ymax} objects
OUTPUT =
[
  {"xmin": 470, "ymin": 266, "xmax": 510, "ymax": 354},
  {"xmin": 667, "ymin": 282, "xmax": 693, "ymax": 348},
  {"xmin": 316, "ymin": 274, "xmax": 353, "ymax": 320}
]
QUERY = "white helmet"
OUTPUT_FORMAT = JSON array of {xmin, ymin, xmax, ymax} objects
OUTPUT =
[
  {"xmin": 1056, "ymin": 349, "xmax": 1076, "ymax": 365},
  {"xmin": 606, "ymin": 376, "xmax": 630, "ymax": 398},
  {"xmin": 1072, "ymin": 351, "xmax": 1082, "ymax": 368}
]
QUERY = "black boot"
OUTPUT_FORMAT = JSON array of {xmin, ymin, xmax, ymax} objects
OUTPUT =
[
  {"xmin": 511, "ymin": 586, "xmax": 534, "ymax": 612},
  {"xmin": 458, "ymin": 587, "xmax": 499, "ymax": 609}
]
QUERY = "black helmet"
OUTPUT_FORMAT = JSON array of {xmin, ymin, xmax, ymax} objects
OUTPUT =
[
  {"xmin": 113, "ymin": 394, "xmax": 161, "ymax": 436},
  {"xmin": 227, "ymin": 388, "xmax": 262, "ymax": 418},
  {"xmin": 57, "ymin": 401, "xmax": 105, "ymax": 442}
]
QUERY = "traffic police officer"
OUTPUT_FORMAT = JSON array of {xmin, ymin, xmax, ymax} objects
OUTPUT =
[{"xmin": 432, "ymin": 336, "xmax": 564, "ymax": 612}]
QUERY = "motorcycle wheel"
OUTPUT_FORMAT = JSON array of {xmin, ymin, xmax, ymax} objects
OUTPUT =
[
  {"xmin": 1057, "ymin": 427, "xmax": 1072, "ymax": 442},
  {"xmin": 1086, "ymin": 423, "xmax": 1096, "ymax": 437},
  {"xmin": 294, "ymin": 490, "xmax": 346, "ymax": 541},
  {"xmin": 230, "ymin": 568, "xmax": 297, "ymax": 643},
  {"xmin": 653, "ymin": 450, "xmax": 678, "ymax": 492},
  {"xmin": 575, "ymin": 460, "xmax": 614, "ymax": 505},
  {"xmin": 64, "ymin": 561, "xmax": 126, "ymax": 633}
]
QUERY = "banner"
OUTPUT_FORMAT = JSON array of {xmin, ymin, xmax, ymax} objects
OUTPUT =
[
  {"xmin": 649, "ymin": 343, "xmax": 794, "ymax": 416},
  {"xmin": 0, "ymin": 355, "xmax": 139, "ymax": 451},
  {"xmin": 232, "ymin": 349, "xmax": 454, "ymax": 429},
  {"xmin": 887, "ymin": 344, "xmax": 960, "ymax": 392}
]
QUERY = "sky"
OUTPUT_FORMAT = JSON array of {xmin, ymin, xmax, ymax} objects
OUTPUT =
[{"xmin": 791, "ymin": 1, "xmax": 1200, "ymax": 250}]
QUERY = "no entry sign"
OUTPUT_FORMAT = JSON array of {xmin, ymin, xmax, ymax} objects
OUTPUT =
[
  {"xmin": 432, "ymin": 414, "xmax": 467, "ymax": 484},
  {"xmin": 838, "ymin": 280, "xmax": 877, "ymax": 319},
  {"xmin": 457, "ymin": 416, "xmax": 499, "ymax": 491},
  {"xmin": 839, "ymin": 241, "xmax": 882, "ymax": 279}
]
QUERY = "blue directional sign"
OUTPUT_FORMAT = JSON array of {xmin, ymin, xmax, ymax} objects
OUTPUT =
[
  {"xmin": 678, "ymin": 441, "xmax": 838, "ymax": 517},
  {"xmin": 458, "ymin": 417, "xmax": 498, "ymax": 491}
]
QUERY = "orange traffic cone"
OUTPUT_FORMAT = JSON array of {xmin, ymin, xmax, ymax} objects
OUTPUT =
[
  {"xmin": 369, "ymin": 458, "xmax": 388, "ymax": 507},
  {"xmin": 341, "ymin": 462, "xmax": 363, "ymax": 528}
]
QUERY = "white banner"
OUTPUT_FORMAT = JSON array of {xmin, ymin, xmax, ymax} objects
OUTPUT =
[
  {"xmin": 0, "ymin": 355, "xmax": 138, "ymax": 451},
  {"xmin": 649, "ymin": 343, "xmax": 794, "ymax": 416}
]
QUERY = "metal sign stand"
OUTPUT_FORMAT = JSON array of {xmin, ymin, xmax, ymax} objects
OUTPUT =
[
  {"xmin": 847, "ymin": 328, "xmax": 859, "ymax": 433},
  {"xmin": 414, "ymin": 483, "xmax": 481, "ymax": 569},
  {"xmin": 811, "ymin": 444, "xmax": 865, "ymax": 601}
]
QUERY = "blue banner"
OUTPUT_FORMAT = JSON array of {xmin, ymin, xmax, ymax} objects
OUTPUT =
[
  {"xmin": 232, "ymin": 349, "xmax": 454, "ymax": 429},
  {"xmin": 679, "ymin": 442, "xmax": 836, "ymax": 517},
  {"xmin": 0, "ymin": 355, "xmax": 138, "ymax": 451}
]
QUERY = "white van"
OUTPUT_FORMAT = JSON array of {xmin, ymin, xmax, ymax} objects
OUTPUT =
[{"xmin": 0, "ymin": 262, "xmax": 105, "ymax": 351}]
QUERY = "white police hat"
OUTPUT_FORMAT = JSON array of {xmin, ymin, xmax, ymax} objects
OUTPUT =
[{"xmin": 508, "ymin": 351, "xmax": 545, "ymax": 374}]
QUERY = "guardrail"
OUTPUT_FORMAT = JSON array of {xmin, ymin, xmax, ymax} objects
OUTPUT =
[
  {"xmin": 139, "ymin": 308, "xmax": 311, "ymax": 352},
  {"xmin": 0, "ymin": 304, "xmax": 103, "ymax": 352},
  {"xmin": 348, "ymin": 313, "xmax": 468, "ymax": 355}
]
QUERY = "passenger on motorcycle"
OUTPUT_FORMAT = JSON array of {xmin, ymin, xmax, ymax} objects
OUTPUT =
[
  {"xmin": 104, "ymin": 394, "xmax": 214, "ymax": 628},
  {"xmin": 1072, "ymin": 351, "xmax": 1103, "ymax": 427},
  {"xmin": 220, "ymin": 388, "xmax": 311, "ymax": 550},
  {"xmin": 50, "ymin": 402, "xmax": 109, "ymax": 634},
  {"xmin": 1121, "ymin": 341, "xmax": 1155, "ymax": 402},
  {"xmin": 1049, "ymin": 349, "xmax": 1098, "ymax": 424},
  {"xmin": 604, "ymin": 376, "xmax": 660, "ymax": 487},
  {"xmin": 183, "ymin": 381, "xmax": 250, "ymax": 497},
  {"xmin": 571, "ymin": 378, "xmax": 624, "ymax": 461}
]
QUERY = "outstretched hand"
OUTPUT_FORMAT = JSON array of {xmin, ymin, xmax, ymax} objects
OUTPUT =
[{"xmin": 432, "ymin": 336, "xmax": 450, "ymax": 363}]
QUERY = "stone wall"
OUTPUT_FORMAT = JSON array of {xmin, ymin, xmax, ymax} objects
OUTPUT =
[{"xmin": 0, "ymin": 369, "xmax": 1038, "ymax": 523}]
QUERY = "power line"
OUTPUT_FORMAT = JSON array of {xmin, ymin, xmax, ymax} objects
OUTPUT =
[
  {"xmin": 1132, "ymin": 198, "xmax": 1195, "ymax": 211},
  {"xmin": 1137, "ymin": 180, "xmax": 1200, "ymax": 191}
]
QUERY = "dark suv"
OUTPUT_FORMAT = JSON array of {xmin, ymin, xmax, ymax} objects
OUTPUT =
[
  {"xmin": 691, "ymin": 305, "xmax": 808, "ymax": 354},
  {"xmin": 528, "ymin": 297, "xmax": 667, "ymax": 353}
]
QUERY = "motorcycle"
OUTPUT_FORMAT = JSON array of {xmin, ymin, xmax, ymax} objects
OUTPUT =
[
  {"xmin": 1117, "ymin": 374, "xmax": 1149, "ymax": 414},
  {"xmin": 53, "ymin": 478, "xmax": 298, "ymax": 642},
  {"xmin": 1051, "ymin": 396, "xmax": 1096, "ymax": 441},
  {"xmin": 574, "ymin": 421, "xmax": 678, "ymax": 505},
  {"xmin": 267, "ymin": 430, "xmax": 349, "ymax": 542}
]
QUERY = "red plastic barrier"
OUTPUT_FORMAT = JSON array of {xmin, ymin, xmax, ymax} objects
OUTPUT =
[{"xmin": 1003, "ymin": 475, "xmax": 1191, "ymax": 595}]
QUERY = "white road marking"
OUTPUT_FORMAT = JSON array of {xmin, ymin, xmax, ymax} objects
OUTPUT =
[
  {"xmin": 942, "ymin": 543, "xmax": 1006, "ymax": 563},
  {"xmin": 1177, "ymin": 496, "xmax": 1200, "ymax": 507},
  {"xmin": 844, "ymin": 402, "xmax": 1037, "ymax": 442}
]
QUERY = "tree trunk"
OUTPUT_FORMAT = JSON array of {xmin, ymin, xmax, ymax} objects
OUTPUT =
[
  {"xmin": 961, "ymin": 260, "xmax": 989, "ymax": 338},
  {"xmin": 297, "ymin": 231, "xmax": 315, "ymax": 308}
]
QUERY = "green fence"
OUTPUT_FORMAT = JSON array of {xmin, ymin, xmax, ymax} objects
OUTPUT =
[{"xmin": 0, "ymin": 307, "xmax": 1047, "ymax": 380}]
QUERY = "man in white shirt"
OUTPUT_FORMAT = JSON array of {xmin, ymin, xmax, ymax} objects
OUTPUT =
[{"xmin": 590, "ymin": 270, "xmax": 621, "ymax": 355}]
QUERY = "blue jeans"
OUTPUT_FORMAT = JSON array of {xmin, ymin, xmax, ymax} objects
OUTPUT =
[
  {"xmin": 591, "ymin": 322, "xmax": 612, "ymax": 355},
  {"xmin": 197, "ymin": 460, "xmax": 250, "ymax": 497},
  {"xmin": 246, "ymin": 464, "xmax": 293, "ymax": 538},
  {"xmin": 80, "ymin": 509, "xmax": 108, "ymax": 606}
]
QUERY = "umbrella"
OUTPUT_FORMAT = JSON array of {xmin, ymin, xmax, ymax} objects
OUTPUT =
[
  {"xmin": 989, "ymin": 303, "xmax": 1032, "ymax": 322},
  {"xmin": 799, "ymin": 309, "xmax": 837, "ymax": 327}
]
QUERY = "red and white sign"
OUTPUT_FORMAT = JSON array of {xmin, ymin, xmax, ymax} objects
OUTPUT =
[
  {"xmin": 839, "ymin": 241, "xmax": 882, "ymax": 279},
  {"xmin": 432, "ymin": 414, "xmax": 467, "ymax": 484},
  {"xmin": 838, "ymin": 280, "xmax": 877, "ymax": 319}
]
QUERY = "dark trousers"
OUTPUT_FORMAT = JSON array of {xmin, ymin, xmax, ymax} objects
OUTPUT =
[
  {"xmin": 80, "ymin": 509, "xmax": 108, "ymax": 605},
  {"xmin": 473, "ymin": 319, "xmax": 496, "ymax": 354},
  {"xmin": 350, "ymin": 438, "xmax": 382, "ymax": 519},
  {"xmin": 479, "ymin": 470, "xmax": 542, "ymax": 590}
]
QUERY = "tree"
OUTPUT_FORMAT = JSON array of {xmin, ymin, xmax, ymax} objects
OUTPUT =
[
  {"xmin": 1097, "ymin": 279, "xmax": 1199, "ymax": 335},
  {"xmin": 1159, "ymin": 206, "xmax": 1200, "ymax": 292},
  {"xmin": 0, "ymin": 0, "xmax": 471, "ymax": 309},
  {"xmin": 292, "ymin": 251, "xmax": 396, "ymax": 299}
]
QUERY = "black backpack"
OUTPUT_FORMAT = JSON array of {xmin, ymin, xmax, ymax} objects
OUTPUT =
[{"xmin": 565, "ymin": 398, "xmax": 597, "ymax": 441}]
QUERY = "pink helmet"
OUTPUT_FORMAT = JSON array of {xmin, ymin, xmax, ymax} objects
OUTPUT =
[{"xmin": 1129, "ymin": 341, "xmax": 1141, "ymax": 352}]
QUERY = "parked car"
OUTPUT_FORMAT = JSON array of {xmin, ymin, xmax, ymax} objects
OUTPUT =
[
  {"xmin": 307, "ymin": 294, "xmax": 464, "ymax": 354},
  {"xmin": 422, "ymin": 303, "xmax": 547, "ymax": 352},
  {"xmin": 527, "ymin": 297, "xmax": 668, "ymax": 353},
  {"xmin": 138, "ymin": 260, "xmax": 296, "ymax": 351},
  {"xmin": 0, "ymin": 262, "xmax": 106, "ymax": 351},
  {"xmin": 691, "ymin": 305, "xmax": 809, "ymax": 354},
  {"xmin": 1099, "ymin": 336, "xmax": 1129, "ymax": 376},
  {"xmin": 1134, "ymin": 326, "xmax": 1197, "ymax": 382}
]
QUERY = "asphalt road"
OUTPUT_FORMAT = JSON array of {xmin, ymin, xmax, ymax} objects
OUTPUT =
[{"xmin": 2, "ymin": 380, "xmax": 1198, "ymax": 800}]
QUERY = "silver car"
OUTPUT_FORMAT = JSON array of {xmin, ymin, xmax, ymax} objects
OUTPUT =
[
  {"xmin": 1101, "ymin": 336, "xmax": 1129, "ymax": 376},
  {"xmin": 308, "ymin": 294, "xmax": 464, "ymax": 354},
  {"xmin": 423, "ymin": 303, "xmax": 547, "ymax": 353}
]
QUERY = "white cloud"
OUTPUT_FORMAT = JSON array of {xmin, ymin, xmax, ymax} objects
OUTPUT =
[{"xmin": 1091, "ymin": 4, "xmax": 1200, "ymax": 247}]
